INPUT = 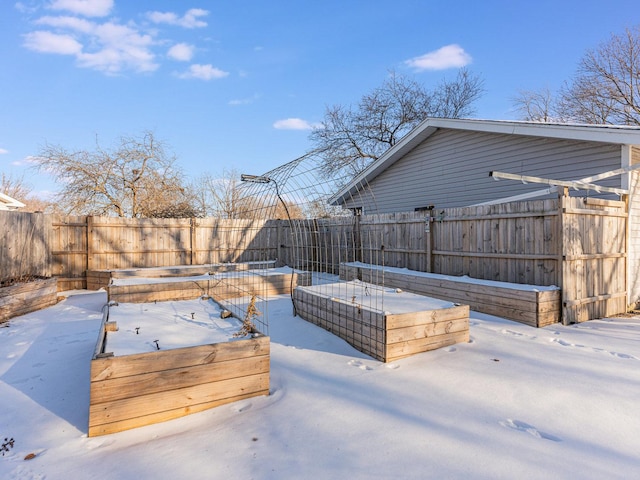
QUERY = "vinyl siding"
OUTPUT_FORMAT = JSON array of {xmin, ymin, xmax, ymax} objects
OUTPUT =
[
  {"xmin": 344, "ymin": 128, "xmax": 623, "ymax": 213},
  {"xmin": 628, "ymin": 146, "xmax": 640, "ymax": 306}
]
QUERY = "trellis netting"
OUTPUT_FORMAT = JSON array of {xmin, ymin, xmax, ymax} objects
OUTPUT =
[{"xmin": 219, "ymin": 153, "xmax": 389, "ymax": 334}]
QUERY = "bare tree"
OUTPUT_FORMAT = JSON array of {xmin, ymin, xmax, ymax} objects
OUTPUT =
[
  {"xmin": 433, "ymin": 68, "xmax": 486, "ymax": 118},
  {"xmin": 310, "ymin": 68, "xmax": 484, "ymax": 176},
  {"xmin": 33, "ymin": 132, "xmax": 194, "ymax": 217},
  {"xmin": 1, "ymin": 172, "xmax": 56, "ymax": 213},
  {"xmin": 196, "ymin": 169, "xmax": 306, "ymax": 219},
  {"xmin": 1, "ymin": 172, "xmax": 31, "ymax": 200},
  {"xmin": 514, "ymin": 26, "xmax": 640, "ymax": 125},
  {"xmin": 512, "ymin": 87, "xmax": 563, "ymax": 122},
  {"xmin": 196, "ymin": 169, "xmax": 251, "ymax": 218}
]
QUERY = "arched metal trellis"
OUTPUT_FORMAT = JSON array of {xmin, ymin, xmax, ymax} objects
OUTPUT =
[{"xmin": 226, "ymin": 153, "xmax": 389, "ymax": 337}]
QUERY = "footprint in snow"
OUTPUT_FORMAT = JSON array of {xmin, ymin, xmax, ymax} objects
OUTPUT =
[
  {"xmin": 609, "ymin": 351, "xmax": 638, "ymax": 360},
  {"xmin": 550, "ymin": 338, "xmax": 584, "ymax": 348},
  {"xmin": 501, "ymin": 329, "xmax": 523, "ymax": 337},
  {"xmin": 499, "ymin": 419, "xmax": 561, "ymax": 442},
  {"xmin": 445, "ymin": 346, "xmax": 457, "ymax": 352},
  {"xmin": 348, "ymin": 359, "xmax": 373, "ymax": 370},
  {"xmin": 550, "ymin": 339, "xmax": 636, "ymax": 359}
]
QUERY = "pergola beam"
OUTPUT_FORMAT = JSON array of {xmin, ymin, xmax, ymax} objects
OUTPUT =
[{"xmin": 489, "ymin": 171, "xmax": 629, "ymax": 196}]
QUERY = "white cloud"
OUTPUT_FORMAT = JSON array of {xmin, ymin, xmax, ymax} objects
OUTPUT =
[
  {"xmin": 22, "ymin": 6, "xmax": 219, "ymax": 76},
  {"xmin": 15, "ymin": 2, "xmax": 38, "ymax": 14},
  {"xmin": 24, "ymin": 18, "xmax": 158, "ymax": 74},
  {"xmin": 405, "ymin": 44, "xmax": 472, "ymax": 71},
  {"xmin": 273, "ymin": 118, "xmax": 317, "ymax": 130},
  {"xmin": 229, "ymin": 94, "xmax": 260, "ymax": 106},
  {"xmin": 147, "ymin": 8, "xmax": 208, "ymax": 28},
  {"xmin": 11, "ymin": 155, "xmax": 40, "ymax": 167},
  {"xmin": 0, "ymin": 148, "xmax": 8, "ymax": 154},
  {"xmin": 167, "ymin": 42, "xmax": 194, "ymax": 62},
  {"xmin": 178, "ymin": 64, "xmax": 228, "ymax": 80},
  {"xmin": 36, "ymin": 15, "xmax": 94, "ymax": 32},
  {"xmin": 23, "ymin": 30, "xmax": 83, "ymax": 55},
  {"xmin": 49, "ymin": 0, "xmax": 114, "ymax": 17}
]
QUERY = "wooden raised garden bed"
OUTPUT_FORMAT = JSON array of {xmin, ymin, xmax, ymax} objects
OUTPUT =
[
  {"xmin": 293, "ymin": 281, "xmax": 469, "ymax": 362},
  {"xmin": 106, "ymin": 267, "xmax": 311, "ymax": 304},
  {"xmin": 340, "ymin": 263, "xmax": 561, "ymax": 328},
  {"xmin": 87, "ymin": 261, "xmax": 277, "ymax": 290},
  {"xmin": 0, "ymin": 277, "xmax": 58, "ymax": 323},
  {"xmin": 89, "ymin": 299, "xmax": 270, "ymax": 436}
]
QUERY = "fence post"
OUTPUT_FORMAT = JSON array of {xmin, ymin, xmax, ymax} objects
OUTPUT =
[
  {"xmin": 425, "ymin": 210, "xmax": 434, "ymax": 273},
  {"xmin": 558, "ymin": 187, "xmax": 569, "ymax": 324},
  {"xmin": 624, "ymin": 193, "xmax": 630, "ymax": 309},
  {"xmin": 86, "ymin": 215, "xmax": 94, "ymax": 272},
  {"xmin": 354, "ymin": 212, "xmax": 362, "ymax": 263},
  {"xmin": 276, "ymin": 220, "xmax": 283, "ymax": 267},
  {"xmin": 190, "ymin": 218, "xmax": 197, "ymax": 265}
]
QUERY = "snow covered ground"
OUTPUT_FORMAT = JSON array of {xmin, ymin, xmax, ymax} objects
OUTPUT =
[{"xmin": 1, "ymin": 287, "xmax": 639, "ymax": 479}]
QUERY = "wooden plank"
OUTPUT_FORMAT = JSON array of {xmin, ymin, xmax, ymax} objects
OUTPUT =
[
  {"xmin": 107, "ymin": 271, "xmax": 307, "ymax": 303},
  {"xmin": 88, "ymin": 389, "xmax": 267, "ymax": 437},
  {"xmin": 584, "ymin": 197, "xmax": 626, "ymax": 208},
  {"xmin": 564, "ymin": 253, "xmax": 626, "ymax": 261},
  {"xmin": 563, "ymin": 208, "xmax": 627, "ymax": 218},
  {"xmin": 386, "ymin": 305, "xmax": 469, "ymax": 329},
  {"xmin": 89, "ymin": 372, "xmax": 269, "ymax": 427},
  {"xmin": 563, "ymin": 291, "xmax": 627, "ymax": 307},
  {"xmin": 0, "ymin": 278, "xmax": 58, "ymax": 323},
  {"xmin": 386, "ymin": 317, "xmax": 469, "ymax": 344},
  {"xmin": 385, "ymin": 330, "xmax": 470, "ymax": 362},
  {"xmin": 91, "ymin": 355, "xmax": 270, "ymax": 404},
  {"xmin": 389, "ymin": 271, "xmax": 544, "ymax": 300},
  {"xmin": 431, "ymin": 250, "xmax": 559, "ymax": 260},
  {"xmin": 91, "ymin": 336, "xmax": 269, "ymax": 381}
]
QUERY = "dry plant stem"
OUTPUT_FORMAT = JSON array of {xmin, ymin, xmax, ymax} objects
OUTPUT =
[{"xmin": 234, "ymin": 295, "xmax": 261, "ymax": 337}]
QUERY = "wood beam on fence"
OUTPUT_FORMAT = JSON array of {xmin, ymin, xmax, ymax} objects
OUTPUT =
[{"xmin": 490, "ymin": 171, "xmax": 629, "ymax": 196}]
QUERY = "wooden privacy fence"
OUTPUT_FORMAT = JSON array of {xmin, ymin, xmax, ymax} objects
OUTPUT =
[
  {"xmin": 47, "ymin": 216, "xmax": 280, "ymax": 290},
  {"xmin": 0, "ymin": 192, "xmax": 629, "ymax": 323},
  {"xmin": 0, "ymin": 211, "xmax": 51, "ymax": 281},
  {"xmin": 280, "ymin": 194, "xmax": 627, "ymax": 324}
]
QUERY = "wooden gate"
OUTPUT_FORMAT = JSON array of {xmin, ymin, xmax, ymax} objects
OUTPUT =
[{"xmin": 560, "ymin": 193, "xmax": 627, "ymax": 323}]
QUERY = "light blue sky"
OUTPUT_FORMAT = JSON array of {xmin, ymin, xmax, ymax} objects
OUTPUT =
[{"xmin": 1, "ymin": 0, "xmax": 639, "ymax": 196}]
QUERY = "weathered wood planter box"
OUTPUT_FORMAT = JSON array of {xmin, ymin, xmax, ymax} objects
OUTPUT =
[
  {"xmin": 340, "ymin": 263, "xmax": 561, "ymax": 328},
  {"xmin": 87, "ymin": 261, "xmax": 277, "ymax": 290},
  {"xmin": 0, "ymin": 277, "xmax": 58, "ymax": 323},
  {"xmin": 89, "ymin": 301, "xmax": 270, "ymax": 437},
  {"xmin": 107, "ymin": 268, "xmax": 311, "ymax": 304},
  {"xmin": 293, "ymin": 281, "xmax": 469, "ymax": 362}
]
